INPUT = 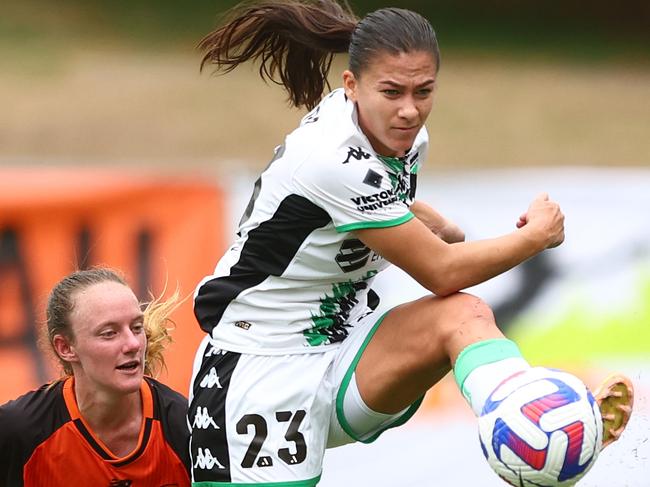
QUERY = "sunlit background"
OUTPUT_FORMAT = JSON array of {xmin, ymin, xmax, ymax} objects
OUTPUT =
[{"xmin": 1, "ymin": 1, "xmax": 649, "ymax": 485}]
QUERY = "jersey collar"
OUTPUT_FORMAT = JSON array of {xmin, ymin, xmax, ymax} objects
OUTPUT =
[{"xmin": 62, "ymin": 376, "xmax": 154, "ymax": 463}]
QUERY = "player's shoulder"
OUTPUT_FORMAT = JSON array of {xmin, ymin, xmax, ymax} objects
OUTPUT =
[
  {"xmin": 145, "ymin": 377, "xmax": 188, "ymax": 409},
  {"xmin": 144, "ymin": 377, "xmax": 190, "ymax": 472},
  {"xmin": 0, "ymin": 381, "xmax": 69, "ymax": 443},
  {"xmin": 290, "ymin": 89, "xmax": 379, "ymax": 170},
  {"xmin": 144, "ymin": 377, "xmax": 188, "ymax": 424},
  {"xmin": 294, "ymin": 138, "xmax": 388, "ymax": 198}
]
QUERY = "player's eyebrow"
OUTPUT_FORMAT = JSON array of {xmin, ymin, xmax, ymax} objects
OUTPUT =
[
  {"xmin": 377, "ymin": 79, "xmax": 436, "ymax": 89},
  {"xmin": 95, "ymin": 313, "xmax": 144, "ymax": 329}
]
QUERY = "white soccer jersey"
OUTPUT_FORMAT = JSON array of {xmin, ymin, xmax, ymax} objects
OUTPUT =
[{"xmin": 195, "ymin": 88, "xmax": 428, "ymax": 353}]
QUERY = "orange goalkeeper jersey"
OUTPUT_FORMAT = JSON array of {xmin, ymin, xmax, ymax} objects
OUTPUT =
[{"xmin": 0, "ymin": 376, "xmax": 190, "ymax": 487}]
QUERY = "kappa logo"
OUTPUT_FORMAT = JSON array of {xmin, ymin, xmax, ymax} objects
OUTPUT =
[
  {"xmin": 204, "ymin": 346, "xmax": 227, "ymax": 357},
  {"xmin": 193, "ymin": 407, "xmax": 219, "ymax": 430},
  {"xmin": 193, "ymin": 448, "xmax": 226, "ymax": 470},
  {"xmin": 200, "ymin": 367, "xmax": 223, "ymax": 389},
  {"xmin": 302, "ymin": 105, "xmax": 320, "ymax": 124},
  {"xmin": 342, "ymin": 146, "xmax": 372, "ymax": 164}
]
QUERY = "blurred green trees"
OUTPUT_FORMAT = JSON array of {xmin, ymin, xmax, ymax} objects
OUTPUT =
[{"xmin": 2, "ymin": 0, "xmax": 648, "ymax": 61}]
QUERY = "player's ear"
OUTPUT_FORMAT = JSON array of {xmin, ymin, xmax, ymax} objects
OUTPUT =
[
  {"xmin": 342, "ymin": 70, "xmax": 358, "ymax": 102},
  {"xmin": 52, "ymin": 334, "xmax": 79, "ymax": 364}
]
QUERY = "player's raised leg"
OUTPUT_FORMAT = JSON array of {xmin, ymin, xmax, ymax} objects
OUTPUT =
[
  {"xmin": 348, "ymin": 290, "xmax": 635, "ymax": 486},
  {"xmin": 354, "ymin": 292, "xmax": 529, "ymax": 416}
]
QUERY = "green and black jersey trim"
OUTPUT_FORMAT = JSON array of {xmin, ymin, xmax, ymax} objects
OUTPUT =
[
  {"xmin": 335, "ymin": 212, "xmax": 414, "ymax": 233},
  {"xmin": 192, "ymin": 475, "xmax": 321, "ymax": 487},
  {"xmin": 335, "ymin": 312, "xmax": 424, "ymax": 443}
]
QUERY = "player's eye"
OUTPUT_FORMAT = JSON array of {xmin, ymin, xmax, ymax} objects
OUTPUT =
[{"xmin": 100, "ymin": 330, "xmax": 116, "ymax": 339}]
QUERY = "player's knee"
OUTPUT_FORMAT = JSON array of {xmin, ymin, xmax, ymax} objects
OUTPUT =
[
  {"xmin": 450, "ymin": 292, "xmax": 494, "ymax": 324},
  {"xmin": 432, "ymin": 292, "xmax": 496, "ymax": 349},
  {"xmin": 386, "ymin": 293, "xmax": 497, "ymax": 372}
]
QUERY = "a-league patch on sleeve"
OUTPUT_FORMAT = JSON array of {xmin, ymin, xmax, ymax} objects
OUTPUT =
[{"xmin": 363, "ymin": 169, "xmax": 383, "ymax": 189}]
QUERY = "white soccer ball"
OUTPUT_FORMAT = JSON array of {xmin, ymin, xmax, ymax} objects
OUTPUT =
[{"xmin": 478, "ymin": 367, "xmax": 603, "ymax": 486}]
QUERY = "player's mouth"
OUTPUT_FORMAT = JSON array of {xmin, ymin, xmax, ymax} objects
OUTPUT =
[
  {"xmin": 116, "ymin": 360, "xmax": 141, "ymax": 372},
  {"xmin": 393, "ymin": 126, "xmax": 419, "ymax": 135}
]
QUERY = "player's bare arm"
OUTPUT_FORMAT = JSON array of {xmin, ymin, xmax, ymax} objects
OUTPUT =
[
  {"xmin": 410, "ymin": 200, "xmax": 465, "ymax": 243},
  {"xmin": 356, "ymin": 192, "xmax": 564, "ymax": 296}
]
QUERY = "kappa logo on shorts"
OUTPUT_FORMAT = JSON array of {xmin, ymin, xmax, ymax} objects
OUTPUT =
[
  {"xmin": 193, "ymin": 448, "xmax": 226, "ymax": 471},
  {"xmin": 200, "ymin": 367, "xmax": 223, "ymax": 389},
  {"xmin": 192, "ymin": 407, "xmax": 219, "ymax": 430}
]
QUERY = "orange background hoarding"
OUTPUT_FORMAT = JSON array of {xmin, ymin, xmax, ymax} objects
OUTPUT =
[{"xmin": 0, "ymin": 167, "xmax": 226, "ymax": 403}]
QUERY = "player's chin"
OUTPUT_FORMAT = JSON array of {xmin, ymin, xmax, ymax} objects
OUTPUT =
[
  {"xmin": 114, "ymin": 371, "xmax": 144, "ymax": 393},
  {"xmin": 390, "ymin": 133, "xmax": 418, "ymax": 154},
  {"xmin": 391, "ymin": 141, "xmax": 416, "ymax": 158}
]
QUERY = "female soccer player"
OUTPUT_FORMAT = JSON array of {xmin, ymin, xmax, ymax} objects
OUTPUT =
[
  {"xmin": 0, "ymin": 268, "xmax": 191, "ymax": 486},
  {"xmin": 189, "ymin": 2, "xmax": 633, "ymax": 485}
]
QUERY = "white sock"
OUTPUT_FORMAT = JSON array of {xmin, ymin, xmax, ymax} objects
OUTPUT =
[{"xmin": 463, "ymin": 357, "xmax": 530, "ymax": 415}]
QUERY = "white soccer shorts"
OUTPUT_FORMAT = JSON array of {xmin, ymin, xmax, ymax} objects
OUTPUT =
[{"xmin": 188, "ymin": 311, "xmax": 422, "ymax": 486}]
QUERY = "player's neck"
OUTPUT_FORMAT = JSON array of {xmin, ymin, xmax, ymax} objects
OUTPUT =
[
  {"xmin": 74, "ymin": 379, "xmax": 142, "ymax": 430},
  {"xmin": 74, "ymin": 381, "xmax": 144, "ymax": 457}
]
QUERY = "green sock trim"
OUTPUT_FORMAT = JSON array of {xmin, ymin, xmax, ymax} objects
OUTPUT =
[{"xmin": 453, "ymin": 338, "xmax": 523, "ymax": 399}]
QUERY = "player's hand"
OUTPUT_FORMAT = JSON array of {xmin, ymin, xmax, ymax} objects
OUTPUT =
[{"xmin": 518, "ymin": 193, "xmax": 565, "ymax": 249}]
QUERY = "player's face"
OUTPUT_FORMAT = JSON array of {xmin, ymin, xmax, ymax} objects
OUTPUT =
[
  {"xmin": 67, "ymin": 281, "xmax": 146, "ymax": 396},
  {"xmin": 343, "ymin": 50, "xmax": 437, "ymax": 158}
]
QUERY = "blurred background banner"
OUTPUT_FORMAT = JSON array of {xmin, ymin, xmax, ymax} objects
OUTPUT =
[{"xmin": 0, "ymin": 168, "xmax": 226, "ymax": 402}]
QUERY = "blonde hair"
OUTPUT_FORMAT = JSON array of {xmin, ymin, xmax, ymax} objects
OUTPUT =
[
  {"xmin": 46, "ymin": 267, "xmax": 182, "ymax": 378},
  {"xmin": 142, "ymin": 286, "xmax": 182, "ymax": 377}
]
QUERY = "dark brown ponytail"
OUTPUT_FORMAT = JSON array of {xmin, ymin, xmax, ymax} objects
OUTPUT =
[
  {"xmin": 199, "ymin": 2, "xmax": 440, "ymax": 110},
  {"xmin": 199, "ymin": 0, "xmax": 358, "ymax": 110}
]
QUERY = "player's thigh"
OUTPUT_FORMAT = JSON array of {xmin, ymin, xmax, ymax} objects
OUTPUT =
[
  {"xmin": 355, "ymin": 293, "xmax": 500, "ymax": 413},
  {"xmin": 326, "ymin": 309, "xmax": 424, "ymax": 448},
  {"xmin": 189, "ymin": 342, "xmax": 337, "ymax": 486}
]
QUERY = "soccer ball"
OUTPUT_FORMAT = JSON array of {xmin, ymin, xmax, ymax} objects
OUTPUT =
[{"xmin": 478, "ymin": 367, "xmax": 603, "ymax": 486}]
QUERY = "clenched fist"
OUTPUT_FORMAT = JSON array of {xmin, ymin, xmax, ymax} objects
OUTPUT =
[{"xmin": 516, "ymin": 193, "xmax": 565, "ymax": 249}]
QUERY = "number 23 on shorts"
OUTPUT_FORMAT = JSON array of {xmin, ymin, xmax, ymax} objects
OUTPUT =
[{"xmin": 189, "ymin": 348, "xmax": 335, "ymax": 485}]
